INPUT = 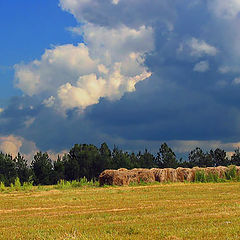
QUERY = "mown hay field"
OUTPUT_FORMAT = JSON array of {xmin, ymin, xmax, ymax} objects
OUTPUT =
[{"xmin": 1, "ymin": 182, "xmax": 240, "ymax": 239}]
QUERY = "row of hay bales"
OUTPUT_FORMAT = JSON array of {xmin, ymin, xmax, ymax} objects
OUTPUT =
[{"xmin": 99, "ymin": 166, "xmax": 240, "ymax": 186}]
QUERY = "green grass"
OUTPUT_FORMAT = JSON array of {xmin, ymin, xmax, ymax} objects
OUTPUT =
[{"xmin": 1, "ymin": 182, "xmax": 240, "ymax": 239}]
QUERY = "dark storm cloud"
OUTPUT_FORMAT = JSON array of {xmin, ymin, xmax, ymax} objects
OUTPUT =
[{"xmin": 2, "ymin": 0, "xmax": 240, "ymax": 155}]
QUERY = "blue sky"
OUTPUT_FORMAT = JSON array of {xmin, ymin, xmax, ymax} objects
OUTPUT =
[
  {"xmin": 1, "ymin": 0, "xmax": 240, "ymax": 160},
  {"xmin": 0, "ymin": 0, "xmax": 77, "ymax": 98}
]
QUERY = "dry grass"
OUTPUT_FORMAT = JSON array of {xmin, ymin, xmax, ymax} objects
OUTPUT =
[{"xmin": 1, "ymin": 183, "xmax": 240, "ymax": 239}]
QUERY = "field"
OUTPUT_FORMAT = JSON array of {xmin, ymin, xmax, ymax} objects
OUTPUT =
[{"xmin": 0, "ymin": 183, "xmax": 240, "ymax": 239}]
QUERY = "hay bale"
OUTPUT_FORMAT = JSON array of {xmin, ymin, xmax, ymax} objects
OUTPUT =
[
  {"xmin": 214, "ymin": 166, "xmax": 227, "ymax": 178},
  {"xmin": 118, "ymin": 168, "xmax": 128, "ymax": 171},
  {"xmin": 235, "ymin": 166, "xmax": 240, "ymax": 176},
  {"xmin": 151, "ymin": 168, "xmax": 177, "ymax": 182},
  {"xmin": 176, "ymin": 168, "xmax": 194, "ymax": 182},
  {"xmin": 99, "ymin": 168, "xmax": 155, "ymax": 186},
  {"xmin": 99, "ymin": 170, "xmax": 130, "ymax": 186},
  {"xmin": 165, "ymin": 168, "xmax": 178, "ymax": 182},
  {"xmin": 151, "ymin": 168, "xmax": 166, "ymax": 182},
  {"xmin": 99, "ymin": 166, "xmax": 240, "ymax": 186},
  {"xmin": 130, "ymin": 168, "xmax": 155, "ymax": 183},
  {"xmin": 206, "ymin": 166, "xmax": 227, "ymax": 179}
]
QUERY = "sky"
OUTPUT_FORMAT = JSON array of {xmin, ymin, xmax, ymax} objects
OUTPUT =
[{"xmin": 1, "ymin": 0, "xmax": 240, "ymax": 160}]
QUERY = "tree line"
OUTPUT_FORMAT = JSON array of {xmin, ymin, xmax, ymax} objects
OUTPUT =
[{"xmin": 0, "ymin": 142, "xmax": 240, "ymax": 186}]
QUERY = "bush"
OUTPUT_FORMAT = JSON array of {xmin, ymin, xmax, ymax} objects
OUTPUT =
[
  {"xmin": 195, "ymin": 170, "xmax": 206, "ymax": 182},
  {"xmin": 0, "ymin": 182, "xmax": 6, "ymax": 192},
  {"xmin": 22, "ymin": 181, "xmax": 33, "ymax": 191},
  {"xmin": 81, "ymin": 176, "xmax": 88, "ymax": 184},
  {"xmin": 14, "ymin": 177, "xmax": 21, "ymax": 191},
  {"xmin": 56, "ymin": 180, "xmax": 71, "ymax": 189},
  {"xmin": 225, "ymin": 165, "xmax": 237, "ymax": 180},
  {"xmin": 55, "ymin": 177, "xmax": 98, "ymax": 189},
  {"xmin": 71, "ymin": 180, "xmax": 81, "ymax": 188},
  {"xmin": 206, "ymin": 173, "xmax": 220, "ymax": 183}
]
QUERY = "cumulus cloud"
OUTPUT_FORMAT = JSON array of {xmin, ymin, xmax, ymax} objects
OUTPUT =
[
  {"xmin": 0, "ymin": 134, "xmax": 68, "ymax": 162},
  {"xmin": 218, "ymin": 66, "xmax": 231, "ymax": 74},
  {"xmin": 15, "ymin": 24, "xmax": 153, "ymax": 111},
  {"xmin": 208, "ymin": 0, "xmax": 240, "ymax": 19},
  {"xmin": 185, "ymin": 38, "xmax": 218, "ymax": 57},
  {"xmin": 24, "ymin": 117, "xmax": 35, "ymax": 128},
  {"xmin": 233, "ymin": 77, "xmax": 240, "ymax": 85},
  {"xmin": 6, "ymin": 0, "xmax": 240, "ymax": 156},
  {"xmin": 42, "ymin": 96, "xmax": 55, "ymax": 107},
  {"xmin": 169, "ymin": 140, "xmax": 240, "ymax": 153},
  {"xmin": 15, "ymin": 44, "xmax": 97, "ymax": 96},
  {"xmin": 0, "ymin": 135, "xmax": 22, "ymax": 157},
  {"xmin": 59, "ymin": 0, "xmax": 175, "ymax": 28},
  {"xmin": 193, "ymin": 61, "xmax": 209, "ymax": 72},
  {"xmin": 0, "ymin": 135, "xmax": 40, "ymax": 161}
]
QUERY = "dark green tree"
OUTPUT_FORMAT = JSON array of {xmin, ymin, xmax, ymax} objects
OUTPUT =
[
  {"xmin": 31, "ymin": 152, "xmax": 53, "ymax": 185},
  {"xmin": 66, "ymin": 144, "xmax": 101, "ymax": 180},
  {"xmin": 14, "ymin": 153, "xmax": 31, "ymax": 184},
  {"xmin": 156, "ymin": 143, "xmax": 178, "ymax": 168},
  {"xmin": 231, "ymin": 148, "xmax": 240, "ymax": 166},
  {"xmin": 0, "ymin": 153, "xmax": 17, "ymax": 185},
  {"xmin": 53, "ymin": 155, "xmax": 65, "ymax": 184},
  {"xmin": 129, "ymin": 152, "xmax": 139, "ymax": 168},
  {"xmin": 138, "ymin": 149, "xmax": 155, "ymax": 168},
  {"xmin": 63, "ymin": 154, "xmax": 80, "ymax": 181},
  {"xmin": 99, "ymin": 142, "xmax": 112, "ymax": 170},
  {"xmin": 188, "ymin": 147, "xmax": 209, "ymax": 167},
  {"xmin": 210, "ymin": 148, "xmax": 229, "ymax": 166},
  {"xmin": 111, "ymin": 146, "xmax": 133, "ymax": 169}
]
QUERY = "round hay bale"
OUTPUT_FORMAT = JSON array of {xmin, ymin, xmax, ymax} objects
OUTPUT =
[
  {"xmin": 215, "ymin": 166, "xmax": 228, "ymax": 178},
  {"xmin": 176, "ymin": 168, "xmax": 194, "ymax": 182},
  {"xmin": 235, "ymin": 166, "xmax": 240, "ymax": 176},
  {"xmin": 99, "ymin": 170, "xmax": 130, "ymax": 186},
  {"xmin": 118, "ymin": 168, "xmax": 128, "ymax": 171},
  {"xmin": 99, "ymin": 170, "xmax": 115, "ymax": 186},
  {"xmin": 165, "ymin": 168, "xmax": 177, "ymax": 182},
  {"xmin": 130, "ymin": 168, "xmax": 155, "ymax": 183},
  {"xmin": 151, "ymin": 168, "xmax": 166, "ymax": 182}
]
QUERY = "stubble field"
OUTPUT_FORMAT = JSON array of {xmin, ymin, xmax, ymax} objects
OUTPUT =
[{"xmin": 0, "ymin": 182, "xmax": 240, "ymax": 240}]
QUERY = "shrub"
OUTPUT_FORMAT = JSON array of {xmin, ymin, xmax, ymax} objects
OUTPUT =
[
  {"xmin": 10, "ymin": 183, "xmax": 14, "ymax": 191},
  {"xmin": 22, "ymin": 181, "xmax": 33, "ymax": 191},
  {"xmin": 71, "ymin": 180, "xmax": 81, "ymax": 188},
  {"xmin": 56, "ymin": 180, "xmax": 71, "ymax": 189},
  {"xmin": 80, "ymin": 177, "xmax": 88, "ymax": 186},
  {"xmin": 195, "ymin": 170, "xmax": 206, "ymax": 183},
  {"xmin": 225, "ymin": 165, "xmax": 237, "ymax": 180},
  {"xmin": 14, "ymin": 177, "xmax": 21, "ymax": 191},
  {"xmin": 206, "ymin": 173, "xmax": 220, "ymax": 183},
  {"xmin": 0, "ymin": 182, "xmax": 6, "ymax": 192}
]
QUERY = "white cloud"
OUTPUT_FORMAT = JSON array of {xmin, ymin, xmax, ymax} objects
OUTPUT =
[
  {"xmin": 43, "ymin": 96, "xmax": 55, "ymax": 107},
  {"xmin": 48, "ymin": 150, "xmax": 68, "ymax": 161},
  {"xmin": 112, "ymin": 0, "xmax": 120, "ymax": 5},
  {"xmin": 15, "ymin": 44, "xmax": 97, "ymax": 96},
  {"xmin": 233, "ymin": 77, "xmax": 240, "ymax": 85},
  {"xmin": 188, "ymin": 38, "xmax": 218, "ymax": 57},
  {"xmin": 218, "ymin": 66, "xmax": 231, "ymax": 74},
  {"xmin": 169, "ymin": 140, "xmax": 240, "ymax": 154},
  {"xmin": 24, "ymin": 117, "xmax": 35, "ymax": 128},
  {"xmin": 59, "ymin": 0, "xmax": 174, "ymax": 28},
  {"xmin": 208, "ymin": 0, "xmax": 240, "ymax": 19},
  {"xmin": 0, "ymin": 135, "xmax": 23, "ymax": 158},
  {"xmin": 193, "ymin": 61, "xmax": 209, "ymax": 72},
  {"xmin": 0, "ymin": 108, "xmax": 3, "ymax": 114},
  {"xmin": 0, "ymin": 135, "xmax": 68, "ymax": 162},
  {"xmin": 15, "ymin": 24, "xmax": 154, "ymax": 111}
]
